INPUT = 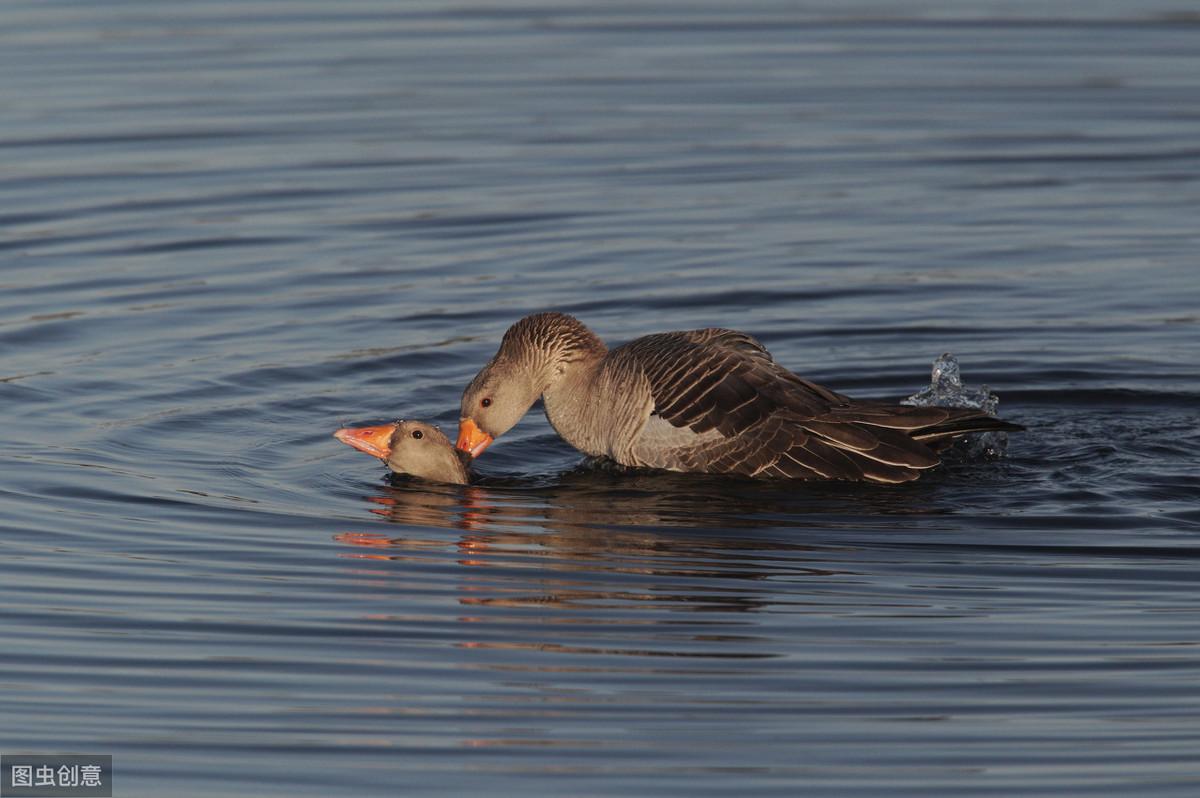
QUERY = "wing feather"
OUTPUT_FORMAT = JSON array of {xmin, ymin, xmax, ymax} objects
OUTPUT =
[{"xmin": 610, "ymin": 329, "xmax": 1017, "ymax": 483}]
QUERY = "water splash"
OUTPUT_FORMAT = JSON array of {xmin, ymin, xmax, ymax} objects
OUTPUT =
[{"xmin": 903, "ymin": 353, "xmax": 1008, "ymax": 458}]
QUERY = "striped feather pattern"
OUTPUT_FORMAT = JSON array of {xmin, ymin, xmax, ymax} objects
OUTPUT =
[
  {"xmin": 609, "ymin": 328, "xmax": 1021, "ymax": 483},
  {"xmin": 462, "ymin": 314, "xmax": 1023, "ymax": 484}
]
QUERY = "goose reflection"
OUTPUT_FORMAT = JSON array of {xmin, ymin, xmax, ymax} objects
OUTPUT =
[
  {"xmin": 331, "ymin": 464, "xmax": 951, "ymax": 618},
  {"xmin": 342, "ymin": 460, "xmax": 948, "ymax": 538},
  {"xmin": 329, "ymin": 466, "xmax": 977, "ymax": 689}
]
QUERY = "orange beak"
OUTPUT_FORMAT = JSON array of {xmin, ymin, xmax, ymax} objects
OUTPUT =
[
  {"xmin": 333, "ymin": 424, "xmax": 397, "ymax": 459},
  {"xmin": 456, "ymin": 418, "xmax": 493, "ymax": 458}
]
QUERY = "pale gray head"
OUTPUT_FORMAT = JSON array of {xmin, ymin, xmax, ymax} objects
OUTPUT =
[
  {"xmin": 385, "ymin": 421, "xmax": 471, "ymax": 484},
  {"xmin": 457, "ymin": 312, "xmax": 606, "ymax": 457},
  {"xmin": 334, "ymin": 420, "xmax": 470, "ymax": 485}
]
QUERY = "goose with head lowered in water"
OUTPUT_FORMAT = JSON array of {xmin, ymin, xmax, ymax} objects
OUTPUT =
[
  {"xmin": 456, "ymin": 312, "xmax": 1022, "ymax": 484},
  {"xmin": 335, "ymin": 420, "xmax": 471, "ymax": 485}
]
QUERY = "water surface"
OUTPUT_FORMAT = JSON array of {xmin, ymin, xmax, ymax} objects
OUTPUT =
[{"xmin": 2, "ymin": 2, "xmax": 1199, "ymax": 796}]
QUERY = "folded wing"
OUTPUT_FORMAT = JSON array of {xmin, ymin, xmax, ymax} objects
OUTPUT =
[{"xmin": 617, "ymin": 330, "xmax": 1019, "ymax": 483}]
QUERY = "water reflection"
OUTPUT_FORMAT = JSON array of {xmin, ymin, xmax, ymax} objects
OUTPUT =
[
  {"xmin": 326, "ymin": 457, "xmax": 1058, "ymax": 692},
  {"xmin": 344, "ymin": 463, "xmax": 954, "ymax": 535},
  {"xmin": 328, "ymin": 469, "xmax": 953, "ymax": 669},
  {"xmin": 328, "ymin": 461, "xmax": 981, "ymax": 600}
]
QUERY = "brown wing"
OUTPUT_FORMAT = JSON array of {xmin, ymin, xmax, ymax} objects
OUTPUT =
[
  {"xmin": 615, "ymin": 330, "xmax": 1015, "ymax": 483},
  {"xmin": 622, "ymin": 330, "xmax": 842, "ymax": 434}
]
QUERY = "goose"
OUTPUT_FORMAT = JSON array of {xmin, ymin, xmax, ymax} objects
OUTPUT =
[
  {"xmin": 335, "ymin": 420, "xmax": 470, "ymax": 484},
  {"xmin": 456, "ymin": 312, "xmax": 1022, "ymax": 484}
]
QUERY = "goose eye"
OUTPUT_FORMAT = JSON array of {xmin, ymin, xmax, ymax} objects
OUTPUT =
[
  {"xmin": 481, "ymin": 397, "xmax": 492, "ymax": 408},
  {"xmin": 411, "ymin": 430, "xmax": 423, "ymax": 439}
]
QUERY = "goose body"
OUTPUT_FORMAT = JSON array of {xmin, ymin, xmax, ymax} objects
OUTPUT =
[
  {"xmin": 335, "ymin": 420, "xmax": 471, "ymax": 484},
  {"xmin": 457, "ymin": 312, "xmax": 1021, "ymax": 484}
]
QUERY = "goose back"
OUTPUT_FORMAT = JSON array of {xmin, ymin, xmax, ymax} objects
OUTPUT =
[{"xmin": 604, "ymin": 329, "xmax": 1018, "ymax": 483}]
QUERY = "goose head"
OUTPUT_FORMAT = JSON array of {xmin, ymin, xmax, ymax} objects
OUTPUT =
[
  {"xmin": 457, "ymin": 312, "xmax": 606, "ymax": 457},
  {"xmin": 335, "ymin": 420, "xmax": 470, "ymax": 485},
  {"xmin": 456, "ymin": 358, "xmax": 540, "ymax": 458}
]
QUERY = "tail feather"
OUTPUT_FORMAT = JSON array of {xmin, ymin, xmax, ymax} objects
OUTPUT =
[{"xmin": 911, "ymin": 412, "xmax": 1024, "ymax": 442}]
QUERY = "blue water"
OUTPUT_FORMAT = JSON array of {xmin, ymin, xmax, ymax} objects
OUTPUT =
[{"xmin": 2, "ymin": 2, "xmax": 1199, "ymax": 796}]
